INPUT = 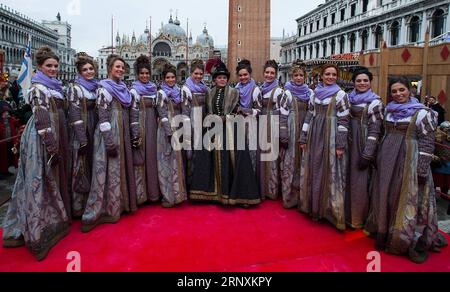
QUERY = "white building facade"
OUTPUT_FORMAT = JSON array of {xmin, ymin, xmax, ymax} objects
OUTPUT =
[
  {"xmin": 0, "ymin": 4, "xmax": 59, "ymax": 76},
  {"xmin": 0, "ymin": 5, "xmax": 76, "ymax": 82},
  {"xmin": 42, "ymin": 13, "xmax": 77, "ymax": 82},
  {"xmin": 280, "ymin": 0, "xmax": 450, "ymax": 82}
]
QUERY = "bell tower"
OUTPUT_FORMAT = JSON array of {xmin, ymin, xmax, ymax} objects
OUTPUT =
[{"xmin": 228, "ymin": 0, "xmax": 271, "ymax": 82}]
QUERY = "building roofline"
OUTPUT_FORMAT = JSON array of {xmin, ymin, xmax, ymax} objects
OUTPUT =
[
  {"xmin": 0, "ymin": 4, "xmax": 59, "ymax": 37},
  {"xmin": 295, "ymin": 1, "xmax": 331, "ymax": 23}
]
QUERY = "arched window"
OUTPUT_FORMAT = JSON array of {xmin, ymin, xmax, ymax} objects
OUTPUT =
[
  {"xmin": 432, "ymin": 9, "xmax": 445, "ymax": 38},
  {"xmin": 390, "ymin": 21, "xmax": 400, "ymax": 46},
  {"xmin": 349, "ymin": 33, "xmax": 356, "ymax": 52},
  {"xmin": 361, "ymin": 30, "xmax": 369, "ymax": 50},
  {"xmin": 309, "ymin": 44, "xmax": 313, "ymax": 59},
  {"xmin": 330, "ymin": 38, "xmax": 336, "ymax": 55},
  {"xmin": 375, "ymin": 26, "xmax": 383, "ymax": 48},
  {"xmin": 153, "ymin": 42, "xmax": 172, "ymax": 57},
  {"xmin": 409, "ymin": 16, "xmax": 420, "ymax": 43},
  {"xmin": 339, "ymin": 36, "xmax": 345, "ymax": 54},
  {"xmin": 322, "ymin": 40, "xmax": 327, "ymax": 57},
  {"xmin": 315, "ymin": 43, "xmax": 319, "ymax": 58}
]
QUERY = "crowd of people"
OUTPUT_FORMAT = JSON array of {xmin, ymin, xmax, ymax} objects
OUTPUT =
[{"xmin": 0, "ymin": 45, "xmax": 449, "ymax": 264}]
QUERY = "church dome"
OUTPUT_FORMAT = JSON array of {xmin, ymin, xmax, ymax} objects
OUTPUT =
[
  {"xmin": 196, "ymin": 26, "xmax": 214, "ymax": 47},
  {"xmin": 138, "ymin": 28, "xmax": 151, "ymax": 44},
  {"xmin": 162, "ymin": 15, "xmax": 186, "ymax": 38}
]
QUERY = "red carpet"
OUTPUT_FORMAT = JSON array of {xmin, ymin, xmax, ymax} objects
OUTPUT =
[{"xmin": 0, "ymin": 200, "xmax": 449, "ymax": 272}]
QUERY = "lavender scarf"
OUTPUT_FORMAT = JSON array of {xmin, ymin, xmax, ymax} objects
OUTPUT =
[
  {"xmin": 161, "ymin": 82, "xmax": 182, "ymax": 104},
  {"xmin": 386, "ymin": 97, "xmax": 427, "ymax": 121},
  {"xmin": 32, "ymin": 71, "xmax": 64, "ymax": 95},
  {"xmin": 185, "ymin": 77, "xmax": 208, "ymax": 94},
  {"xmin": 132, "ymin": 80, "xmax": 157, "ymax": 97},
  {"xmin": 285, "ymin": 81, "xmax": 311, "ymax": 102},
  {"xmin": 75, "ymin": 75, "xmax": 99, "ymax": 93},
  {"xmin": 236, "ymin": 79, "xmax": 256, "ymax": 108},
  {"xmin": 261, "ymin": 80, "xmax": 279, "ymax": 96},
  {"xmin": 314, "ymin": 82, "xmax": 341, "ymax": 101},
  {"xmin": 348, "ymin": 89, "xmax": 380, "ymax": 105},
  {"xmin": 100, "ymin": 79, "xmax": 132, "ymax": 108}
]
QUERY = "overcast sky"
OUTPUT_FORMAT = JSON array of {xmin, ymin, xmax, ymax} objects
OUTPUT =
[{"xmin": 5, "ymin": 0, "xmax": 323, "ymax": 57}]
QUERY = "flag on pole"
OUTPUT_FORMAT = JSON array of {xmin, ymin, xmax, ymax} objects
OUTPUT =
[{"xmin": 17, "ymin": 37, "xmax": 33, "ymax": 93}]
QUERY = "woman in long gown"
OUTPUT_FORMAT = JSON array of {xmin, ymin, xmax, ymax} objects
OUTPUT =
[
  {"xmin": 81, "ymin": 55, "xmax": 137, "ymax": 232},
  {"xmin": 235, "ymin": 59, "xmax": 262, "ymax": 175},
  {"xmin": 281, "ymin": 60, "xmax": 313, "ymax": 209},
  {"xmin": 190, "ymin": 62, "xmax": 260, "ymax": 206},
  {"xmin": 299, "ymin": 64, "xmax": 350, "ymax": 231},
  {"xmin": 259, "ymin": 60, "xmax": 288, "ymax": 201},
  {"xmin": 156, "ymin": 64, "xmax": 189, "ymax": 208},
  {"xmin": 345, "ymin": 68, "xmax": 384, "ymax": 229},
  {"xmin": 130, "ymin": 55, "xmax": 160, "ymax": 205},
  {"xmin": 365, "ymin": 77, "xmax": 448, "ymax": 263},
  {"xmin": 182, "ymin": 59, "xmax": 209, "ymax": 188},
  {"xmin": 2, "ymin": 47, "xmax": 70, "ymax": 261},
  {"xmin": 68, "ymin": 54, "xmax": 99, "ymax": 217}
]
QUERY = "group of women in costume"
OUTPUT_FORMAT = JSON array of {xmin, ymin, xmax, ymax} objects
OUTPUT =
[{"xmin": 2, "ymin": 46, "xmax": 447, "ymax": 263}]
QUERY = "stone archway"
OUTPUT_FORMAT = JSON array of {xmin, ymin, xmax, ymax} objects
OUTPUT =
[{"xmin": 177, "ymin": 62, "xmax": 188, "ymax": 82}]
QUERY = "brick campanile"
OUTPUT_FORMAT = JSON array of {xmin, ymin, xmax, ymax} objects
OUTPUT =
[{"xmin": 228, "ymin": 0, "xmax": 271, "ymax": 82}]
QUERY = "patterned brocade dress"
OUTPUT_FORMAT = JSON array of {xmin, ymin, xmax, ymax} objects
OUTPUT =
[
  {"xmin": 365, "ymin": 108, "xmax": 447, "ymax": 259},
  {"xmin": 281, "ymin": 89, "xmax": 312, "ymax": 209},
  {"xmin": 2, "ymin": 83, "xmax": 70, "ymax": 261},
  {"xmin": 181, "ymin": 85, "xmax": 208, "ymax": 187},
  {"xmin": 156, "ymin": 89, "xmax": 189, "ymax": 208},
  {"xmin": 81, "ymin": 87, "xmax": 137, "ymax": 232},
  {"xmin": 130, "ymin": 88, "xmax": 160, "ymax": 204},
  {"xmin": 190, "ymin": 86, "xmax": 260, "ymax": 206},
  {"xmin": 68, "ymin": 84, "xmax": 98, "ymax": 217},
  {"xmin": 259, "ymin": 86, "xmax": 287, "ymax": 201},
  {"xmin": 299, "ymin": 90, "xmax": 350, "ymax": 230},
  {"xmin": 346, "ymin": 98, "xmax": 384, "ymax": 228}
]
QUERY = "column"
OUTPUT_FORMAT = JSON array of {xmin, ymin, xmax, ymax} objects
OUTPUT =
[
  {"xmin": 319, "ymin": 41, "xmax": 323, "ymax": 58},
  {"xmin": 343, "ymin": 35, "xmax": 348, "ymax": 53},
  {"xmin": 355, "ymin": 31, "xmax": 361, "ymax": 51},
  {"xmin": 383, "ymin": 23, "xmax": 388, "ymax": 45},
  {"xmin": 336, "ymin": 36, "xmax": 341, "ymax": 54},
  {"xmin": 369, "ymin": 27, "xmax": 375, "ymax": 49},
  {"xmin": 421, "ymin": 10, "xmax": 428, "ymax": 42},
  {"xmin": 400, "ymin": 17, "xmax": 407, "ymax": 45}
]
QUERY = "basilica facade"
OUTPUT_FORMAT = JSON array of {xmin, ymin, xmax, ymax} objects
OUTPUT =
[{"xmin": 97, "ymin": 14, "xmax": 216, "ymax": 82}]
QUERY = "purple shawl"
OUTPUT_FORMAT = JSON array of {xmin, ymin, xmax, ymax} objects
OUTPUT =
[
  {"xmin": 261, "ymin": 80, "xmax": 279, "ymax": 96},
  {"xmin": 161, "ymin": 82, "xmax": 182, "ymax": 104},
  {"xmin": 236, "ymin": 79, "xmax": 256, "ymax": 108},
  {"xmin": 100, "ymin": 79, "xmax": 132, "ymax": 108},
  {"xmin": 285, "ymin": 81, "xmax": 311, "ymax": 102},
  {"xmin": 348, "ymin": 89, "xmax": 380, "ymax": 105},
  {"xmin": 132, "ymin": 80, "xmax": 157, "ymax": 97},
  {"xmin": 185, "ymin": 77, "xmax": 208, "ymax": 94},
  {"xmin": 75, "ymin": 75, "xmax": 99, "ymax": 93},
  {"xmin": 386, "ymin": 97, "xmax": 427, "ymax": 121},
  {"xmin": 32, "ymin": 71, "xmax": 64, "ymax": 95},
  {"xmin": 314, "ymin": 82, "xmax": 341, "ymax": 101}
]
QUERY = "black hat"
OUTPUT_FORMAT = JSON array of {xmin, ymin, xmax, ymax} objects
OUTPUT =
[{"xmin": 212, "ymin": 61, "xmax": 230, "ymax": 80}]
